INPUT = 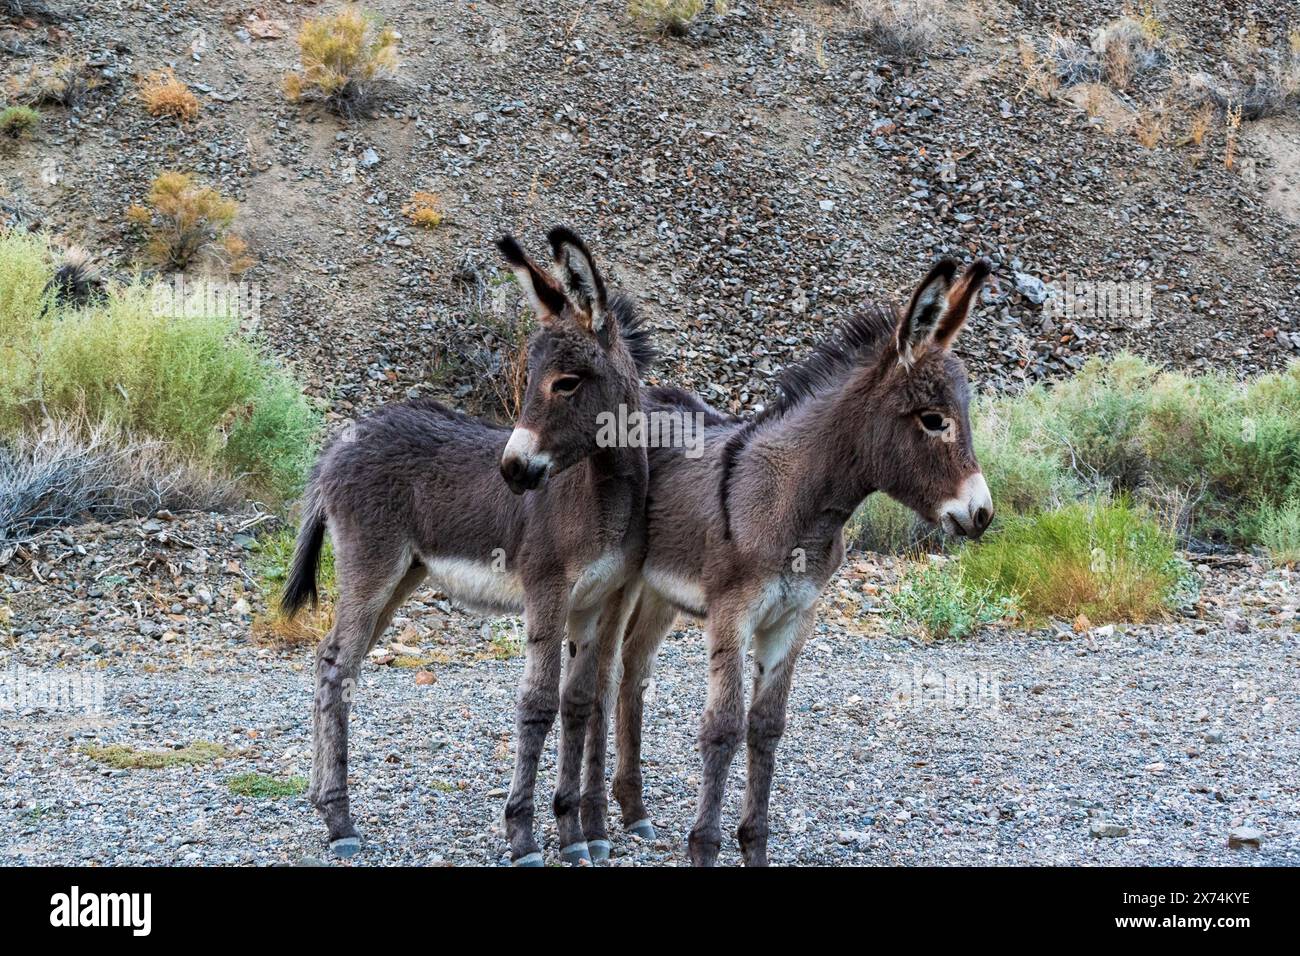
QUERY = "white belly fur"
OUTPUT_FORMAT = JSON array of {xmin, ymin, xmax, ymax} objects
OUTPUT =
[
  {"xmin": 644, "ymin": 565, "xmax": 707, "ymax": 616},
  {"xmin": 423, "ymin": 557, "xmax": 526, "ymax": 614}
]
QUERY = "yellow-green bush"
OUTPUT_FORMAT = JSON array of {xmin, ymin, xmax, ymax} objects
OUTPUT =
[
  {"xmin": 0, "ymin": 231, "xmax": 317, "ymax": 502},
  {"xmin": 284, "ymin": 6, "xmax": 398, "ymax": 117}
]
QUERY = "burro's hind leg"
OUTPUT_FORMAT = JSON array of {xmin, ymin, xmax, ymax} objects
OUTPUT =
[
  {"xmin": 687, "ymin": 607, "xmax": 749, "ymax": 867},
  {"xmin": 504, "ymin": 584, "xmax": 566, "ymax": 866},
  {"xmin": 611, "ymin": 591, "xmax": 676, "ymax": 842},
  {"xmin": 578, "ymin": 584, "xmax": 641, "ymax": 862},
  {"xmin": 737, "ymin": 608, "xmax": 814, "ymax": 867},
  {"xmin": 310, "ymin": 542, "xmax": 424, "ymax": 859}
]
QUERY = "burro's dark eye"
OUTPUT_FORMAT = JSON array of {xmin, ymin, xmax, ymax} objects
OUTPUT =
[
  {"xmin": 551, "ymin": 375, "xmax": 582, "ymax": 396},
  {"xmin": 919, "ymin": 412, "xmax": 949, "ymax": 434}
]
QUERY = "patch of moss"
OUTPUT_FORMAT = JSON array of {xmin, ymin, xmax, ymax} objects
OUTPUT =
[
  {"xmin": 82, "ymin": 740, "xmax": 226, "ymax": 769},
  {"xmin": 226, "ymin": 772, "xmax": 308, "ymax": 798}
]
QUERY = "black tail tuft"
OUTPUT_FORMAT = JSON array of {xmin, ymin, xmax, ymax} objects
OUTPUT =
[{"xmin": 281, "ymin": 489, "xmax": 325, "ymax": 618}]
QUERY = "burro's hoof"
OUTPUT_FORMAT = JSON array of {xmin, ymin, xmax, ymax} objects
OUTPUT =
[
  {"xmin": 587, "ymin": 839, "xmax": 611, "ymax": 863},
  {"xmin": 627, "ymin": 818, "xmax": 656, "ymax": 841},
  {"xmin": 329, "ymin": 836, "xmax": 362, "ymax": 859},
  {"xmin": 560, "ymin": 841, "xmax": 591, "ymax": 866},
  {"xmin": 513, "ymin": 852, "xmax": 544, "ymax": 867}
]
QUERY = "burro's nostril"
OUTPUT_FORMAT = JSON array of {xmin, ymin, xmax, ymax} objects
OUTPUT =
[{"xmin": 974, "ymin": 506, "xmax": 991, "ymax": 531}]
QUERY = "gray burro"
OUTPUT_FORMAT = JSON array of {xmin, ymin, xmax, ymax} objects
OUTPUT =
[
  {"xmin": 602, "ymin": 258, "xmax": 995, "ymax": 866},
  {"xmin": 281, "ymin": 227, "xmax": 654, "ymax": 865}
]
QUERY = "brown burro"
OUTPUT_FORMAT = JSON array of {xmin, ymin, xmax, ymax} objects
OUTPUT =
[
  {"xmin": 596, "ymin": 258, "xmax": 995, "ymax": 866},
  {"xmin": 280, "ymin": 227, "xmax": 654, "ymax": 865}
]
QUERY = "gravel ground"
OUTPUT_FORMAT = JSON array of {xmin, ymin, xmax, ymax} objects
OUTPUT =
[{"xmin": 2, "ymin": 515, "xmax": 1296, "ymax": 866}]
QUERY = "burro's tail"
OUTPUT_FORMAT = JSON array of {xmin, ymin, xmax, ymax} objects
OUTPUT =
[{"xmin": 282, "ymin": 485, "xmax": 326, "ymax": 618}]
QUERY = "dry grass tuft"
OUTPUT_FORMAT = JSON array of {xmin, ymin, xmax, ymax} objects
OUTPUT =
[
  {"xmin": 1133, "ymin": 101, "xmax": 1167, "ymax": 148},
  {"xmin": 139, "ymin": 67, "xmax": 200, "ymax": 122},
  {"xmin": 8, "ymin": 57, "xmax": 103, "ymax": 109},
  {"xmin": 127, "ymin": 171, "xmax": 251, "ymax": 273},
  {"xmin": 1223, "ymin": 103, "xmax": 1242, "ymax": 169},
  {"xmin": 252, "ymin": 601, "xmax": 334, "ymax": 647},
  {"xmin": 402, "ymin": 190, "xmax": 444, "ymax": 229},
  {"xmin": 857, "ymin": 0, "xmax": 940, "ymax": 60},
  {"xmin": 628, "ymin": 0, "xmax": 710, "ymax": 37},
  {"xmin": 0, "ymin": 419, "xmax": 240, "ymax": 547},
  {"xmin": 284, "ymin": 5, "xmax": 399, "ymax": 118}
]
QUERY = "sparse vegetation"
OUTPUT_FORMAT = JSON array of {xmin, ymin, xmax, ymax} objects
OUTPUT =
[
  {"xmin": 227, "ymin": 772, "xmax": 308, "ymax": 798},
  {"xmin": 958, "ymin": 498, "xmax": 1184, "ymax": 624},
  {"xmin": 847, "ymin": 492, "xmax": 936, "ymax": 555},
  {"xmin": 1255, "ymin": 498, "xmax": 1300, "ymax": 567},
  {"xmin": 1134, "ymin": 102, "xmax": 1167, "ymax": 148},
  {"xmin": 857, "ymin": 0, "xmax": 940, "ymax": 60},
  {"xmin": 887, "ymin": 498, "xmax": 1185, "ymax": 637},
  {"xmin": 1223, "ymin": 103, "xmax": 1242, "ymax": 170},
  {"xmin": 284, "ymin": 6, "xmax": 399, "ymax": 118},
  {"xmin": 854, "ymin": 354, "xmax": 1300, "ymax": 566},
  {"xmin": 0, "ymin": 105, "xmax": 39, "ymax": 139},
  {"xmin": 138, "ymin": 68, "xmax": 200, "ymax": 122},
  {"xmin": 82, "ymin": 740, "xmax": 226, "ymax": 770},
  {"xmin": 0, "ymin": 231, "xmax": 318, "ymax": 509},
  {"xmin": 485, "ymin": 622, "xmax": 525, "ymax": 660},
  {"xmin": 251, "ymin": 523, "xmax": 336, "ymax": 646},
  {"xmin": 430, "ymin": 274, "xmax": 536, "ymax": 422},
  {"xmin": 886, "ymin": 559, "xmax": 1015, "ymax": 640},
  {"xmin": 403, "ymin": 191, "xmax": 444, "ymax": 229},
  {"xmin": 126, "ymin": 171, "xmax": 251, "ymax": 273},
  {"xmin": 628, "ymin": 0, "xmax": 710, "ymax": 37},
  {"xmin": 0, "ymin": 420, "xmax": 239, "ymax": 546},
  {"xmin": 8, "ymin": 57, "xmax": 103, "ymax": 110}
]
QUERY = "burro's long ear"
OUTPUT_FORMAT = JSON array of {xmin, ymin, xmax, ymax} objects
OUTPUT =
[
  {"xmin": 497, "ymin": 235, "xmax": 567, "ymax": 323},
  {"xmin": 934, "ymin": 258, "xmax": 993, "ymax": 349},
  {"xmin": 895, "ymin": 259, "xmax": 958, "ymax": 366},
  {"xmin": 547, "ymin": 225, "xmax": 608, "ymax": 335}
]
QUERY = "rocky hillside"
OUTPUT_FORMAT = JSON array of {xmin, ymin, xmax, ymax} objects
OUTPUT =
[{"xmin": 2, "ymin": 0, "xmax": 1298, "ymax": 426}]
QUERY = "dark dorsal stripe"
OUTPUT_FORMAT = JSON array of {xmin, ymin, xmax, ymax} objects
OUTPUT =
[{"xmin": 719, "ymin": 303, "xmax": 897, "ymax": 539}]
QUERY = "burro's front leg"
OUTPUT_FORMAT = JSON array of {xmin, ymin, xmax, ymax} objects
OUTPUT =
[
  {"xmin": 505, "ymin": 586, "xmax": 566, "ymax": 866},
  {"xmin": 577, "ymin": 583, "xmax": 641, "ymax": 863},
  {"xmin": 737, "ymin": 608, "xmax": 815, "ymax": 867},
  {"xmin": 687, "ymin": 607, "xmax": 749, "ymax": 867},
  {"xmin": 551, "ymin": 601, "xmax": 603, "ymax": 865}
]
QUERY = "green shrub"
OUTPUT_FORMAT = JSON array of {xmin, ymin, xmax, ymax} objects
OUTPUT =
[
  {"xmin": 973, "ymin": 388, "xmax": 1081, "ymax": 514},
  {"xmin": 1044, "ymin": 353, "xmax": 1160, "ymax": 490},
  {"xmin": 847, "ymin": 493, "xmax": 936, "ymax": 555},
  {"xmin": 0, "ymin": 230, "xmax": 318, "ymax": 503},
  {"xmin": 958, "ymin": 498, "xmax": 1182, "ymax": 624},
  {"xmin": 1255, "ymin": 497, "xmax": 1300, "ymax": 566},
  {"xmin": 886, "ymin": 560, "xmax": 1015, "ymax": 640},
  {"xmin": 0, "ymin": 105, "xmax": 40, "ymax": 138}
]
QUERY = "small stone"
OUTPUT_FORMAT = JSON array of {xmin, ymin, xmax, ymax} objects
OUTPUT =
[
  {"xmin": 1089, "ymin": 821, "xmax": 1130, "ymax": 838},
  {"xmin": 414, "ymin": 670, "xmax": 435, "ymax": 686},
  {"xmin": 1227, "ymin": 826, "xmax": 1263, "ymax": 849},
  {"xmin": 231, "ymin": 598, "xmax": 252, "ymax": 618}
]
